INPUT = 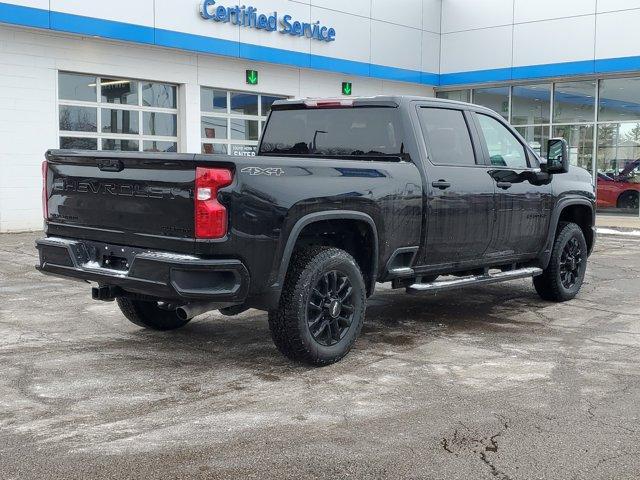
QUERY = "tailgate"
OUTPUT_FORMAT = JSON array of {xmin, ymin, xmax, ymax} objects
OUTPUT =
[{"xmin": 44, "ymin": 150, "xmax": 229, "ymax": 253}]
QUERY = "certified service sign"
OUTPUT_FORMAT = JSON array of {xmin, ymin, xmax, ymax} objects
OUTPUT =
[{"xmin": 199, "ymin": 0, "xmax": 336, "ymax": 42}]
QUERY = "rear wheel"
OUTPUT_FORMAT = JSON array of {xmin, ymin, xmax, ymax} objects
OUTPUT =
[
  {"xmin": 116, "ymin": 298, "xmax": 191, "ymax": 331},
  {"xmin": 533, "ymin": 222, "xmax": 588, "ymax": 302},
  {"xmin": 268, "ymin": 246, "xmax": 366, "ymax": 366},
  {"xmin": 617, "ymin": 191, "xmax": 639, "ymax": 211}
]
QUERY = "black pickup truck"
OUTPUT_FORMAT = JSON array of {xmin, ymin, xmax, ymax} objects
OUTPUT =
[{"xmin": 37, "ymin": 96, "xmax": 596, "ymax": 365}]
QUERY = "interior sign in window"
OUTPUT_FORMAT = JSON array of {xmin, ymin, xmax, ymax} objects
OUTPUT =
[{"xmin": 199, "ymin": 0, "xmax": 336, "ymax": 42}]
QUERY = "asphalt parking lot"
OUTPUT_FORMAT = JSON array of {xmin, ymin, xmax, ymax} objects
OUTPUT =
[{"xmin": 1, "ymin": 232, "xmax": 639, "ymax": 479}]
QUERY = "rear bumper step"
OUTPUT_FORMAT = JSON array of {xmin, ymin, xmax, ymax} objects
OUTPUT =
[
  {"xmin": 36, "ymin": 237, "xmax": 250, "ymax": 303},
  {"xmin": 407, "ymin": 267, "xmax": 543, "ymax": 294}
]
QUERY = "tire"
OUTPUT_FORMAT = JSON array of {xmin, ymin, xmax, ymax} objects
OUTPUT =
[
  {"xmin": 533, "ymin": 222, "xmax": 588, "ymax": 302},
  {"xmin": 268, "ymin": 246, "xmax": 366, "ymax": 366},
  {"xmin": 617, "ymin": 191, "xmax": 639, "ymax": 211},
  {"xmin": 116, "ymin": 297, "xmax": 191, "ymax": 331}
]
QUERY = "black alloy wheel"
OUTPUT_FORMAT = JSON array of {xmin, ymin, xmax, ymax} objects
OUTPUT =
[
  {"xmin": 559, "ymin": 236, "xmax": 583, "ymax": 289},
  {"xmin": 533, "ymin": 221, "xmax": 588, "ymax": 302},
  {"xmin": 268, "ymin": 246, "xmax": 366, "ymax": 366},
  {"xmin": 307, "ymin": 270, "xmax": 355, "ymax": 347}
]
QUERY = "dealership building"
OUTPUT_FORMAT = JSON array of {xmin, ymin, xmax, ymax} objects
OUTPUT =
[{"xmin": 1, "ymin": 0, "xmax": 639, "ymax": 231}]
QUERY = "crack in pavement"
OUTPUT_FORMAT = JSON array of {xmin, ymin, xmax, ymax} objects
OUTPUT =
[{"xmin": 441, "ymin": 416, "xmax": 512, "ymax": 479}]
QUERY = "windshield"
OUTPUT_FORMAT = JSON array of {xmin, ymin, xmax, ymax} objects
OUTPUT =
[{"xmin": 259, "ymin": 107, "xmax": 405, "ymax": 158}]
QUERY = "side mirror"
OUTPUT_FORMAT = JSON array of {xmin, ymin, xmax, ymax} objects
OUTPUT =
[{"xmin": 545, "ymin": 138, "xmax": 570, "ymax": 174}]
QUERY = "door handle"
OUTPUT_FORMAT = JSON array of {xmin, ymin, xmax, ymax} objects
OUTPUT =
[
  {"xmin": 496, "ymin": 181, "xmax": 512, "ymax": 190},
  {"xmin": 432, "ymin": 180, "xmax": 451, "ymax": 190}
]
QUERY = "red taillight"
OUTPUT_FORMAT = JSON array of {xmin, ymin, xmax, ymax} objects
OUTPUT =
[
  {"xmin": 41, "ymin": 160, "xmax": 48, "ymax": 220},
  {"xmin": 194, "ymin": 167, "xmax": 233, "ymax": 239}
]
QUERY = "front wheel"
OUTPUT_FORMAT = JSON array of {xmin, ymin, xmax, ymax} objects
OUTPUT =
[
  {"xmin": 533, "ymin": 222, "xmax": 588, "ymax": 302},
  {"xmin": 268, "ymin": 246, "xmax": 366, "ymax": 366}
]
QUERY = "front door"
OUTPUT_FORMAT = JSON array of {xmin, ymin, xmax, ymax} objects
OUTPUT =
[
  {"xmin": 415, "ymin": 105, "xmax": 495, "ymax": 266},
  {"xmin": 473, "ymin": 112, "xmax": 553, "ymax": 258}
]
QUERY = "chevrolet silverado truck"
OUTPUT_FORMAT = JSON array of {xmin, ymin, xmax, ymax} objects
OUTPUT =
[{"xmin": 37, "ymin": 96, "xmax": 596, "ymax": 365}]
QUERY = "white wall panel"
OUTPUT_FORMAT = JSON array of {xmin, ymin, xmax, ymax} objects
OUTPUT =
[
  {"xmin": 421, "ymin": 31, "xmax": 440, "ymax": 73},
  {"xmin": 513, "ymin": 16, "xmax": 595, "ymax": 66},
  {"xmin": 197, "ymin": 54, "xmax": 301, "ymax": 97},
  {"xmin": 514, "ymin": 0, "xmax": 595, "ymax": 23},
  {"xmin": 298, "ymin": 69, "xmax": 381, "ymax": 97},
  {"xmin": 310, "ymin": 7, "xmax": 370, "ymax": 62},
  {"xmin": 442, "ymin": 0, "xmax": 513, "ymax": 33},
  {"xmin": 5, "ymin": 0, "xmax": 48, "ymax": 9},
  {"xmin": 309, "ymin": 0, "xmax": 371, "ymax": 17},
  {"xmin": 382, "ymin": 80, "xmax": 433, "ymax": 96},
  {"xmin": 51, "ymin": 0, "xmax": 155, "ymax": 27},
  {"xmin": 372, "ymin": 0, "xmax": 422, "ymax": 29},
  {"xmin": 0, "ymin": 29, "xmax": 57, "ymax": 231},
  {"xmin": 440, "ymin": 26, "xmax": 512, "ymax": 73},
  {"xmin": 422, "ymin": 0, "xmax": 442, "ymax": 33},
  {"xmin": 370, "ymin": 21, "xmax": 422, "ymax": 70},
  {"xmin": 597, "ymin": 0, "xmax": 640, "ymax": 13},
  {"xmin": 154, "ymin": 0, "xmax": 240, "ymax": 42},
  {"xmin": 596, "ymin": 9, "xmax": 640, "ymax": 59},
  {"xmin": 304, "ymin": 0, "xmax": 371, "ymax": 17}
]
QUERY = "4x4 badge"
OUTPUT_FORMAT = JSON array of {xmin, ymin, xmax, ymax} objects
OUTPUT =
[{"xmin": 240, "ymin": 167, "xmax": 285, "ymax": 176}]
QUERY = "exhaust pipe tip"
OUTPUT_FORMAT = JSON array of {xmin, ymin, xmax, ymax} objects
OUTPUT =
[
  {"xmin": 176, "ymin": 307, "xmax": 190, "ymax": 322},
  {"xmin": 174, "ymin": 301, "xmax": 235, "ymax": 322}
]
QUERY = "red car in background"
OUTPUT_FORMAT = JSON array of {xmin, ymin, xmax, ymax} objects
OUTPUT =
[{"xmin": 597, "ymin": 159, "xmax": 640, "ymax": 210}]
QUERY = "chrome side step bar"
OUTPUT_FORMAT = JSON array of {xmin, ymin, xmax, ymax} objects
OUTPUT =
[
  {"xmin": 388, "ymin": 267, "xmax": 414, "ymax": 277},
  {"xmin": 407, "ymin": 267, "xmax": 543, "ymax": 294}
]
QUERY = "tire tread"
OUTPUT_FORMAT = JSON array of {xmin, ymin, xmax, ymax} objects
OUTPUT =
[
  {"xmin": 534, "ymin": 221, "xmax": 586, "ymax": 302},
  {"xmin": 268, "ymin": 246, "xmax": 365, "ymax": 366}
]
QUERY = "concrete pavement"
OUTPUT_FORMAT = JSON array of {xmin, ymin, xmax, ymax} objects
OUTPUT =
[{"xmin": 1, "ymin": 232, "xmax": 639, "ymax": 479}]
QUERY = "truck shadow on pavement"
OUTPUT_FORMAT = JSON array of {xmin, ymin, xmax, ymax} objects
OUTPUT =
[{"xmin": 130, "ymin": 281, "xmax": 550, "ymax": 369}]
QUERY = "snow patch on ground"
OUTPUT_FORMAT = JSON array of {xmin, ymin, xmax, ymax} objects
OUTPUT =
[{"xmin": 596, "ymin": 227, "xmax": 640, "ymax": 237}]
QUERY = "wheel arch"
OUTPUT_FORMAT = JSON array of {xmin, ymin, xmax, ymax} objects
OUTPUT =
[
  {"xmin": 541, "ymin": 198, "xmax": 595, "ymax": 269},
  {"xmin": 274, "ymin": 211, "xmax": 379, "ymax": 297}
]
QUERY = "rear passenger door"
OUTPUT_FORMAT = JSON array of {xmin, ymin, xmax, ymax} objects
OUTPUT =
[
  {"xmin": 415, "ymin": 105, "xmax": 495, "ymax": 266},
  {"xmin": 472, "ymin": 112, "xmax": 553, "ymax": 257}
]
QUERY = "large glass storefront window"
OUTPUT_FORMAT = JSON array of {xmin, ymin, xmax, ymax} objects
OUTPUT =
[
  {"xmin": 437, "ymin": 75, "xmax": 640, "ymax": 215},
  {"xmin": 596, "ymin": 78, "xmax": 640, "ymax": 213},
  {"xmin": 472, "ymin": 87, "xmax": 510, "ymax": 120},
  {"xmin": 514, "ymin": 125, "xmax": 549, "ymax": 157},
  {"xmin": 58, "ymin": 72, "xmax": 178, "ymax": 152},
  {"xmin": 596, "ymin": 123, "xmax": 640, "ymax": 212},
  {"xmin": 435, "ymin": 89, "xmax": 470, "ymax": 103},
  {"xmin": 200, "ymin": 87, "xmax": 285, "ymax": 155},
  {"xmin": 511, "ymin": 83, "xmax": 551, "ymax": 125},
  {"xmin": 552, "ymin": 124, "xmax": 594, "ymax": 176},
  {"xmin": 598, "ymin": 77, "xmax": 640, "ymax": 122},
  {"xmin": 553, "ymin": 80, "xmax": 596, "ymax": 124}
]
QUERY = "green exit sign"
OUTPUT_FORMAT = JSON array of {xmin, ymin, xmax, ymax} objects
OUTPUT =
[
  {"xmin": 246, "ymin": 69, "xmax": 258, "ymax": 85},
  {"xmin": 342, "ymin": 82, "xmax": 352, "ymax": 96}
]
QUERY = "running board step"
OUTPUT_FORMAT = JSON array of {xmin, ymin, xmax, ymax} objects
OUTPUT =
[{"xmin": 407, "ymin": 267, "xmax": 543, "ymax": 294}]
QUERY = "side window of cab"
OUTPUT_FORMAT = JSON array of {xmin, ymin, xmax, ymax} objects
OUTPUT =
[
  {"xmin": 417, "ymin": 107, "xmax": 477, "ymax": 166},
  {"xmin": 476, "ymin": 113, "xmax": 530, "ymax": 169}
]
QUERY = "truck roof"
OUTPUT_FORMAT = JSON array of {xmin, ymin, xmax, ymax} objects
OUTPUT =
[{"xmin": 272, "ymin": 95, "xmax": 490, "ymax": 112}]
